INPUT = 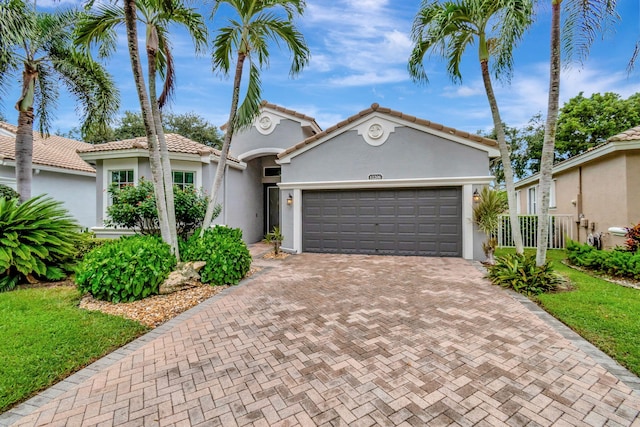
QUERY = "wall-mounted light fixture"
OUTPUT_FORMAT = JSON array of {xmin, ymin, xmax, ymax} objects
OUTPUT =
[
  {"xmin": 472, "ymin": 189, "xmax": 480, "ymax": 203},
  {"xmin": 287, "ymin": 194, "xmax": 293, "ymax": 206}
]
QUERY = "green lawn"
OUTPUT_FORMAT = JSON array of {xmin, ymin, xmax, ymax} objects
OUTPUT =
[
  {"xmin": 0, "ymin": 285, "xmax": 148, "ymax": 413},
  {"xmin": 496, "ymin": 248, "xmax": 640, "ymax": 377}
]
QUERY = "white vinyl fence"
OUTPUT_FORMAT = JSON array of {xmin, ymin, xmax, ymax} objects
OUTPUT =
[{"xmin": 497, "ymin": 214, "xmax": 575, "ymax": 249}]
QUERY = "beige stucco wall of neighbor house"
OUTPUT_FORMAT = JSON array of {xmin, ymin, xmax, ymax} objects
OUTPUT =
[{"xmin": 626, "ymin": 152, "xmax": 640, "ymax": 229}]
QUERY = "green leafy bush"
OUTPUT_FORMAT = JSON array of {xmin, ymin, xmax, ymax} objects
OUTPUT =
[
  {"xmin": 75, "ymin": 235, "xmax": 176, "ymax": 302},
  {"xmin": 75, "ymin": 232, "xmax": 108, "ymax": 261},
  {"xmin": 106, "ymin": 179, "xmax": 219, "ymax": 238},
  {"xmin": 486, "ymin": 254, "xmax": 563, "ymax": 296},
  {"xmin": 625, "ymin": 223, "xmax": 640, "ymax": 253},
  {"xmin": 566, "ymin": 240, "xmax": 640, "ymax": 280},
  {"xmin": 0, "ymin": 196, "xmax": 81, "ymax": 292},
  {"xmin": 182, "ymin": 227, "xmax": 251, "ymax": 286},
  {"xmin": 0, "ymin": 184, "xmax": 19, "ymax": 201}
]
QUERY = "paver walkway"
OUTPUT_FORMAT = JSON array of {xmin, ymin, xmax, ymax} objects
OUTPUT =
[{"xmin": 3, "ymin": 253, "xmax": 640, "ymax": 426}]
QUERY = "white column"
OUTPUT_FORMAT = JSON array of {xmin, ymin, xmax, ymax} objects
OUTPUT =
[
  {"xmin": 293, "ymin": 188, "xmax": 302, "ymax": 253},
  {"xmin": 462, "ymin": 184, "xmax": 474, "ymax": 260}
]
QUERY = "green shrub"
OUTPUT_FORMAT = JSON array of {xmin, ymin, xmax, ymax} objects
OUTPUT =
[
  {"xmin": 486, "ymin": 253, "xmax": 563, "ymax": 296},
  {"xmin": 106, "ymin": 179, "xmax": 219, "ymax": 238},
  {"xmin": 625, "ymin": 223, "xmax": 640, "ymax": 253},
  {"xmin": 0, "ymin": 184, "xmax": 19, "ymax": 201},
  {"xmin": 75, "ymin": 232, "xmax": 108, "ymax": 261},
  {"xmin": 566, "ymin": 240, "xmax": 640, "ymax": 280},
  {"xmin": 75, "ymin": 235, "xmax": 176, "ymax": 302},
  {"xmin": 0, "ymin": 196, "xmax": 81, "ymax": 292},
  {"xmin": 182, "ymin": 226, "xmax": 251, "ymax": 286}
]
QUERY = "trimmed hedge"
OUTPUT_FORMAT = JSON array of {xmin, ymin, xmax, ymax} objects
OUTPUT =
[
  {"xmin": 182, "ymin": 227, "xmax": 251, "ymax": 286},
  {"xmin": 75, "ymin": 235, "xmax": 176, "ymax": 302},
  {"xmin": 566, "ymin": 240, "xmax": 640, "ymax": 280}
]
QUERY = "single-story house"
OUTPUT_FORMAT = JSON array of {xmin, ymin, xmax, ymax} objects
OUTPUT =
[
  {"xmin": 80, "ymin": 102, "xmax": 500, "ymax": 260},
  {"xmin": 514, "ymin": 125, "xmax": 640, "ymax": 249},
  {"xmin": 0, "ymin": 122, "xmax": 96, "ymax": 228}
]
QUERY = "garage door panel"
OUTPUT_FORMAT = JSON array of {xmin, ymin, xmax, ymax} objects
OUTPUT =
[{"xmin": 303, "ymin": 188, "xmax": 461, "ymax": 256}]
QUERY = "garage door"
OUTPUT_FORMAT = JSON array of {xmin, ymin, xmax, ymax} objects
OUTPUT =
[{"xmin": 302, "ymin": 188, "xmax": 462, "ymax": 256}]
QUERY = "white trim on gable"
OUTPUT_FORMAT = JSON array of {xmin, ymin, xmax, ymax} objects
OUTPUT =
[
  {"xmin": 259, "ymin": 106, "xmax": 322, "ymax": 134},
  {"xmin": 278, "ymin": 112, "xmax": 500, "ymax": 164},
  {"xmin": 237, "ymin": 147, "xmax": 285, "ymax": 162}
]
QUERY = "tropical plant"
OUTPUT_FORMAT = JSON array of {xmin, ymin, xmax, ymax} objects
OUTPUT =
[
  {"xmin": 566, "ymin": 240, "xmax": 640, "ymax": 280},
  {"xmin": 486, "ymin": 253, "xmax": 563, "ymax": 295},
  {"xmin": 265, "ymin": 226, "xmax": 283, "ymax": 255},
  {"xmin": 77, "ymin": 0, "xmax": 207, "ymax": 260},
  {"xmin": 0, "ymin": 196, "xmax": 81, "ymax": 292},
  {"xmin": 408, "ymin": 0, "xmax": 533, "ymax": 255},
  {"xmin": 182, "ymin": 227, "xmax": 251, "ymax": 286},
  {"xmin": 535, "ymin": 0, "xmax": 618, "ymax": 266},
  {"xmin": 473, "ymin": 187, "xmax": 508, "ymax": 264},
  {"xmin": 625, "ymin": 222, "xmax": 640, "ymax": 253},
  {"xmin": 106, "ymin": 179, "xmax": 219, "ymax": 238},
  {"xmin": 75, "ymin": 235, "xmax": 176, "ymax": 302},
  {"xmin": 201, "ymin": 0, "xmax": 310, "ymax": 232},
  {"xmin": 0, "ymin": 0, "xmax": 118, "ymax": 202},
  {"xmin": 0, "ymin": 184, "xmax": 19, "ymax": 201}
]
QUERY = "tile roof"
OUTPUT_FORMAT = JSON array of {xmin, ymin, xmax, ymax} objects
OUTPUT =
[
  {"xmin": 608, "ymin": 125, "xmax": 640, "ymax": 142},
  {"xmin": 0, "ymin": 122, "xmax": 95, "ymax": 173},
  {"xmin": 278, "ymin": 103, "xmax": 497, "ymax": 159},
  {"xmin": 78, "ymin": 133, "xmax": 241, "ymax": 163}
]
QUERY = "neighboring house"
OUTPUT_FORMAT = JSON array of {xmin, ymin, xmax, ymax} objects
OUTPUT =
[
  {"xmin": 514, "ymin": 125, "xmax": 640, "ymax": 249},
  {"xmin": 0, "ymin": 122, "xmax": 96, "ymax": 228},
  {"xmin": 80, "ymin": 102, "xmax": 500, "ymax": 260}
]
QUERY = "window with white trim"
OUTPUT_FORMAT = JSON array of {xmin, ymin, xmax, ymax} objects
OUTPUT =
[
  {"xmin": 172, "ymin": 171, "xmax": 195, "ymax": 190},
  {"xmin": 111, "ymin": 170, "xmax": 134, "ymax": 188},
  {"xmin": 528, "ymin": 186, "xmax": 537, "ymax": 214},
  {"xmin": 516, "ymin": 190, "xmax": 521, "ymax": 214},
  {"xmin": 549, "ymin": 180, "xmax": 557, "ymax": 208}
]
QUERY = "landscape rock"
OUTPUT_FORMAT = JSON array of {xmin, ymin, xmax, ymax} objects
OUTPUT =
[{"xmin": 159, "ymin": 261, "xmax": 206, "ymax": 295}]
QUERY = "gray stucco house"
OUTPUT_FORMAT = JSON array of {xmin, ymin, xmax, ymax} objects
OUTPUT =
[{"xmin": 81, "ymin": 102, "xmax": 499, "ymax": 260}]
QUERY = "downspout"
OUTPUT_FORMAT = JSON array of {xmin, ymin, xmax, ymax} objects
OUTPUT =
[{"xmin": 577, "ymin": 166, "xmax": 583, "ymax": 242}]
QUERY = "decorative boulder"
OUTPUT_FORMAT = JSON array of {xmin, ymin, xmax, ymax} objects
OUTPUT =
[{"xmin": 159, "ymin": 261, "xmax": 206, "ymax": 295}]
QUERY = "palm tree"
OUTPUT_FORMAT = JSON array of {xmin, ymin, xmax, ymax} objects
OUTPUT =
[
  {"xmin": 473, "ymin": 187, "xmax": 508, "ymax": 264},
  {"xmin": 0, "ymin": 0, "xmax": 119, "ymax": 202},
  {"xmin": 76, "ymin": 0, "xmax": 208, "ymax": 259},
  {"xmin": 535, "ymin": 0, "xmax": 618, "ymax": 265},
  {"xmin": 200, "ymin": 0, "xmax": 310, "ymax": 233},
  {"xmin": 408, "ymin": 0, "xmax": 533, "ymax": 255}
]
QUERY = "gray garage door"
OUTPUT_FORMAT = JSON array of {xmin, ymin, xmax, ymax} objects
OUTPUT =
[{"xmin": 302, "ymin": 188, "xmax": 462, "ymax": 256}]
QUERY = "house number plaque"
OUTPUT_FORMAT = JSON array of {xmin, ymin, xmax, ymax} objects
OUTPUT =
[{"xmin": 368, "ymin": 174, "xmax": 383, "ymax": 180}]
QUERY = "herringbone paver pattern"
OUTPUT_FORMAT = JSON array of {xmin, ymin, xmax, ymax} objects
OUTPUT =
[{"xmin": 5, "ymin": 253, "xmax": 640, "ymax": 426}]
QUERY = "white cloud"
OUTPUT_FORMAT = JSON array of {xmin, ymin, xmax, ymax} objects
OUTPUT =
[{"xmin": 327, "ymin": 70, "xmax": 409, "ymax": 87}]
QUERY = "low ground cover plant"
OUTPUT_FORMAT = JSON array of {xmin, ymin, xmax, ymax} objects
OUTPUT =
[
  {"xmin": 486, "ymin": 253, "xmax": 563, "ymax": 295},
  {"xmin": 0, "ymin": 196, "xmax": 81, "ymax": 292},
  {"xmin": 75, "ymin": 235, "xmax": 176, "ymax": 302},
  {"xmin": 182, "ymin": 226, "xmax": 251, "ymax": 286},
  {"xmin": 566, "ymin": 240, "xmax": 640, "ymax": 280}
]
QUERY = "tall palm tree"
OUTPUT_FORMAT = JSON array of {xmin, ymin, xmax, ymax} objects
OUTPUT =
[
  {"xmin": 0, "ymin": 0, "xmax": 119, "ymax": 202},
  {"xmin": 408, "ymin": 0, "xmax": 533, "ymax": 255},
  {"xmin": 535, "ymin": 0, "xmax": 618, "ymax": 265},
  {"xmin": 76, "ymin": 0, "xmax": 207, "ymax": 258},
  {"xmin": 200, "ymin": 0, "xmax": 310, "ymax": 233}
]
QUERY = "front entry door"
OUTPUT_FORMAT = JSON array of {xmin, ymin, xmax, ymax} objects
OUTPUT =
[{"xmin": 264, "ymin": 184, "xmax": 280, "ymax": 235}]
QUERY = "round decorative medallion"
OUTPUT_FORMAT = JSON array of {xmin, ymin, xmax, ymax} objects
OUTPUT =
[
  {"xmin": 367, "ymin": 123, "xmax": 384, "ymax": 139},
  {"xmin": 258, "ymin": 116, "xmax": 272, "ymax": 130}
]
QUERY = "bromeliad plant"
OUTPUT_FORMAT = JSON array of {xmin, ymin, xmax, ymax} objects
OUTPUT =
[
  {"xmin": 265, "ymin": 226, "xmax": 283, "ymax": 255},
  {"xmin": 625, "ymin": 222, "xmax": 640, "ymax": 253},
  {"xmin": 0, "ymin": 196, "xmax": 81, "ymax": 291},
  {"xmin": 486, "ymin": 253, "xmax": 563, "ymax": 296}
]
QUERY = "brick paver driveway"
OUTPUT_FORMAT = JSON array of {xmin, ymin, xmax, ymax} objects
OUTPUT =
[{"xmin": 3, "ymin": 253, "xmax": 640, "ymax": 426}]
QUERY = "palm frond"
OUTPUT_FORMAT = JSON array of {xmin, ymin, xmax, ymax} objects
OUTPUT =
[
  {"xmin": 158, "ymin": 44, "xmax": 175, "ymax": 109},
  {"xmin": 34, "ymin": 63, "xmax": 57, "ymax": 137},
  {"xmin": 561, "ymin": 0, "xmax": 618, "ymax": 64},
  {"xmin": 233, "ymin": 61, "xmax": 262, "ymax": 131},
  {"xmin": 212, "ymin": 24, "xmax": 241, "ymax": 75},
  {"xmin": 74, "ymin": 3, "xmax": 123, "ymax": 58}
]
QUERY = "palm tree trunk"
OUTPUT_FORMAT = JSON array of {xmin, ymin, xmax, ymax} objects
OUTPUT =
[
  {"xmin": 147, "ymin": 47, "xmax": 180, "ymax": 260},
  {"xmin": 122, "ymin": 0, "xmax": 171, "ymax": 245},
  {"xmin": 536, "ymin": 0, "xmax": 562, "ymax": 266},
  {"xmin": 201, "ymin": 52, "xmax": 246, "ymax": 234},
  {"xmin": 14, "ymin": 65, "xmax": 38, "ymax": 202},
  {"xmin": 479, "ymin": 59, "xmax": 524, "ymax": 254}
]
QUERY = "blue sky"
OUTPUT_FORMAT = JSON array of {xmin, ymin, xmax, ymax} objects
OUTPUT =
[{"xmin": 3, "ymin": 0, "xmax": 640, "ymax": 136}]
